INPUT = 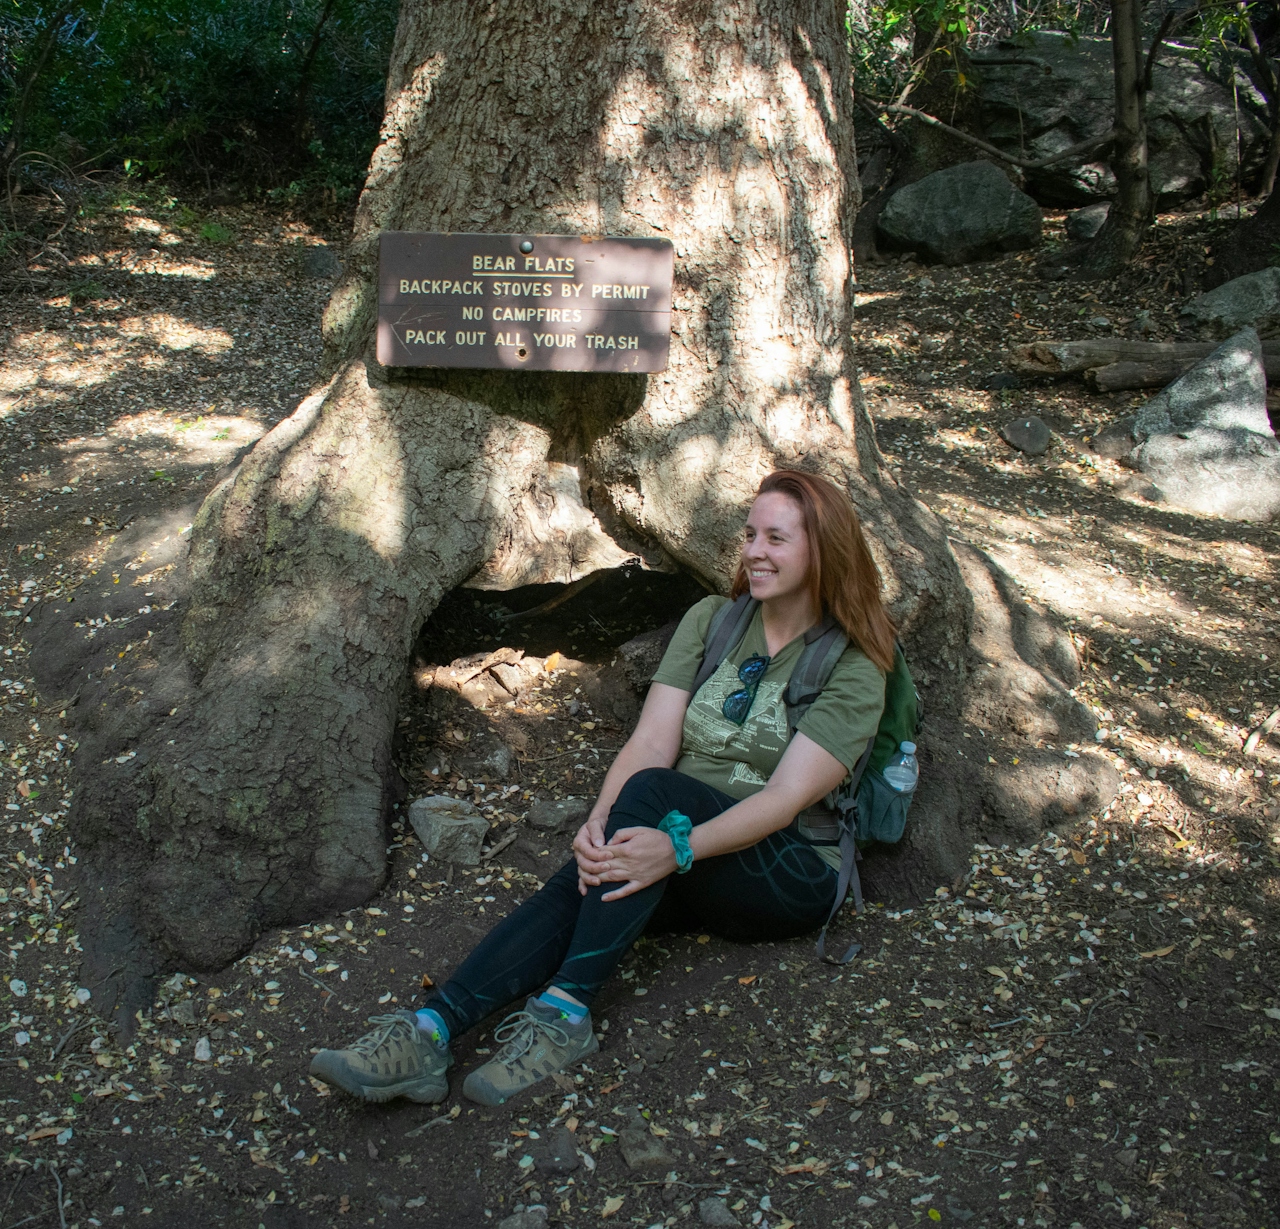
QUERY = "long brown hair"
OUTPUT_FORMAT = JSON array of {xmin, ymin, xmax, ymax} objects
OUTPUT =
[{"xmin": 730, "ymin": 470, "xmax": 897, "ymax": 673}]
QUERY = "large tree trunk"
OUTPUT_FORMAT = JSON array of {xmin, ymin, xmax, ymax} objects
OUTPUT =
[{"xmin": 51, "ymin": 0, "xmax": 1114, "ymax": 1021}]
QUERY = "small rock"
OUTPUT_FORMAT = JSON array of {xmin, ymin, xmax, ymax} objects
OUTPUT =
[
  {"xmin": 945, "ymin": 1194, "xmax": 977, "ymax": 1222},
  {"xmin": 453, "ymin": 741, "xmax": 514, "ymax": 782},
  {"xmin": 530, "ymin": 1125, "xmax": 580, "ymax": 1176},
  {"xmin": 193, "ymin": 1036, "xmax": 212, "ymax": 1062},
  {"xmin": 1090, "ymin": 417, "xmax": 1137, "ymax": 460},
  {"xmin": 1066, "ymin": 202, "xmax": 1110, "ymax": 241},
  {"xmin": 982, "ymin": 371, "xmax": 1021, "ymax": 390},
  {"xmin": 619, "ymin": 1114, "xmax": 676, "ymax": 1172},
  {"xmin": 498, "ymin": 1210, "xmax": 548, "ymax": 1229},
  {"xmin": 1088, "ymin": 315, "xmax": 1112, "ymax": 328},
  {"xmin": 376, "ymin": 1194, "xmax": 402, "ymax": 1212},
  {"xmin": 170, "ymin": 999, "xmax": 197, "ymax": 1027},
  {"xmin": 699, "ymin": 1196, "xmax": 740, "ymax": 1226},
  {"xmin": 1000, "ymin": 415, "xmax": 1052, "ymax": 455},
  {"xmin": 1116, "ymin": 1148, "xmax": 1139, "ymax": 1168},
  {"xmin": 299, "ymin": 245, "xmax": 342, "ymax": 279},
  {"xmin": 407, "ymin": 797, "xmax": 490, "ymax": 865},
  {"xmin": 526, "ymin": 797, "xmax": 589, "ymax": 834},
  {"xmin": 1131, "ymin": 309, "xmax": 1159, "ymax": 336},
  {"xmin": 490, "ymin": 660, "xmax": 537, "ymax": 695},
  {"xmin": 633, "ymin": 1034, "xmax": 674, "ymax": 1065}
]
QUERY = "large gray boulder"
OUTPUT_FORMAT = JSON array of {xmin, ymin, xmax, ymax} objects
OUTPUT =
[
  {"xmin": 973, "ymin": 33, "xmax": 1267, "ymax": 204},
  {"xmin": 1127, "ymin": 327, "xmax": 1280, "ymax": 520},
  {"xmin": 878, "ymin": 162, "xmax": 1042, "ymax": 264},
  {"xmin": 1181, "ymin": 268, "xmax": 1280, "ymax": 340}
]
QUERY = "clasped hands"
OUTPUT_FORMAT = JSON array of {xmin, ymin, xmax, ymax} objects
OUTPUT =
[{"xmin": 572, "ymin": 814, "xmax": 677, "ymax": 901}]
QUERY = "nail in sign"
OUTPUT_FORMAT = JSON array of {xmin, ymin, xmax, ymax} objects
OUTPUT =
[{"xmin": 377, "ymin": 232, "xmax": 674, "ymax": 373}]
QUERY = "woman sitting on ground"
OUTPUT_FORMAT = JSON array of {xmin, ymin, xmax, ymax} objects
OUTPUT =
[{"xmin": 309, "ymin": 469, "xmax": 896, "ymax": 1107}]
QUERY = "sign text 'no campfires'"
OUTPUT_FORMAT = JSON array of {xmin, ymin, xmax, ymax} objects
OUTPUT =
[{"xmin": 377, "ymin": 233, "xmax": 674, "ymax": 373}]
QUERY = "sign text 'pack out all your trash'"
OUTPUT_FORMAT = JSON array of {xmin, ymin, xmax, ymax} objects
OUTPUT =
[{"xmin": 377, "ymin": 232, "xmax": 674, "ymax": 373}]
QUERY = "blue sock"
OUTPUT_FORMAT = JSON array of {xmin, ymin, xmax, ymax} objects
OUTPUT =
[
  {"xmin": 415, "ymin": 1007, "xmax": 450, "ymax": 1045},
  {"xmin": 537, "ymin": 987, "xmax": 588, "ymax": 1025}
]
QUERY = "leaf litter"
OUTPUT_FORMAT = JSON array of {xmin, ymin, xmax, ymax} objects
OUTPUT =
[{"xmin": 0, "ymin": 195, "xmax": 1272, "ymax": 1226}]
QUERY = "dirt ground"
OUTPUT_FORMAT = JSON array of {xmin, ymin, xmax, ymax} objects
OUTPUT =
[{"xmin": 0, "ymin": 187, "xmax": 1276, "ymax": 1229}]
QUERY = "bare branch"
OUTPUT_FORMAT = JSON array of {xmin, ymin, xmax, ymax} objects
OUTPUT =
[{"xmin": 872, "ymin": 102, "xmax": 1116, "ymax": 170}]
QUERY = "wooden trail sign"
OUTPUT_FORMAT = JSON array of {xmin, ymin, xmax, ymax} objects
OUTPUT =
[{"xmin": 377, "ymin": 232, "xmax": 674, "ymax": 373}]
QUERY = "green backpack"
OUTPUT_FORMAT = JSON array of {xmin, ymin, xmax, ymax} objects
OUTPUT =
[{"xmin": 690, "ymin": 595, "xmax": 922, "ymax": 963}]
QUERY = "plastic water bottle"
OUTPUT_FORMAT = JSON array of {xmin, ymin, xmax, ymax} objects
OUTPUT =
[{"xmin": 882, "ymin": 741, "xmax": 918, "ymax": 793}]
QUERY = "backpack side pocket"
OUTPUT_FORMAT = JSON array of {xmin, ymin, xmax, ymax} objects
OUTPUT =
[{"xmin": 854, "ymin": 767, "xmax": 912, "ymax": 845}]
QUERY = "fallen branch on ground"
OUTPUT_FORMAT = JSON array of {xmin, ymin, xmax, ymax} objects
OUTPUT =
[{"xmin": 1008, "ymin": 338, "xmax": 1280, "ymax": 390}]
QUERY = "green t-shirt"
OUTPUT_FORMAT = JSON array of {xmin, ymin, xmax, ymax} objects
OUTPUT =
[{"xmin": 651, "ymin": 595, "xmax": 886, "ymax": 809}]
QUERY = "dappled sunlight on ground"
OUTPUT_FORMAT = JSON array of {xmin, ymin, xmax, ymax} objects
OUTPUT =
[{"xmin": 858, "ymin": 212, "xmax": 1280, "ymax": 882}]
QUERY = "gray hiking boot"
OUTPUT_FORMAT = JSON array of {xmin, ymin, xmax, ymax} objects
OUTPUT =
[
  {"xmin": 462, "ymin": 997, "xmax": 599, "ymax": 1107},
  {"xmin": 309, "ymin": 1010, "xmax": 451, "ymax": 1104}
]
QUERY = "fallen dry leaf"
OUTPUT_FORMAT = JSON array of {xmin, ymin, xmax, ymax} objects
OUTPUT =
[
  {"xmin": 852, "ymin": 1078, "xmax": 872, "ymax": 1105},
  {"xmin": 601, "ymin": 1195, "xmax": 624, "ymax": 1218},
  {"xmin": 1072, "ymin": 849, "xmax": 1087, "ymax": 865},
  {"xmin": 16, "ymin": 782, "xmax": 29, "ymax": 798},
  {"xmin": 544, "ymin": 652, "xmax": 562, "ymax": 672},
  {"xmin": 776, "ymin": 1160, "xmax": 829, "ymax": 1175},
  {"xmin": 420, "ymin": 973, "xmax": 434, "ymax": 988},
  {"xmin": 738, "ymin": 975, "xmax": 757, "ymax": 986},
  {"xmin": 26, "ymin": 1127, "xmax": 60, "ymax": 1141},
  {"xmin": 879, "ymin": 1110, "xmax": 894, "ymax": 1126},
  {"xmin": 599, "ymin": 1081, "xmax": 623, "ymax": 1095},
  {"xmin": 1140, "ymin": 945, "xmax": 1176, "ymax": 959},
  {"xmin": 986, "ymin": 966, "xmax": 1008, "ymax": 980}
]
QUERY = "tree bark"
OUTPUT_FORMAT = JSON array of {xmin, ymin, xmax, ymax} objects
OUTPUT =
[
  {"xmin": 50, "ymin": 0, "xmax": 1112, "ymax": 1015},
  {"xmin": 1080, "ymin": 0, "xmax": 1153, "ymax": 276}
]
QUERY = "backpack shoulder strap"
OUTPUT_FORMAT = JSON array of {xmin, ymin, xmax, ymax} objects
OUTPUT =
[
  {"xmin": 783, "ymin": 617, "xmax": 849, "ymax": 734},
  {"xmin": 690, "ymin": 594, "xmax": 757, "ymax": 697}
]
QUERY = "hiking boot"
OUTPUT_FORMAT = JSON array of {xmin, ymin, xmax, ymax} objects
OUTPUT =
[
  {"xmin": 309, "ymin": 1010, "xmax": 451, "ymax": 1104},
  {"xmin": 462, "ymin": 997, "xmax": 598, "ymax": 1107}
]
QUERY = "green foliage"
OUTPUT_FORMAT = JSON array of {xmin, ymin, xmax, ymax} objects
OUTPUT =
[
  {"xmin": 847, "ymin": 0, "xmax": 1109, "ymax": 102},
  {"xmin": 67, "ymin": 277, "xmax": 105, "ymax": 303},
  {"xmin": 199, "ymin": 221, "xmax": 233, "ymax": 244},
  {"xmin": 1, "ymin": 0, "xmax": 397, "ymax": 197}
]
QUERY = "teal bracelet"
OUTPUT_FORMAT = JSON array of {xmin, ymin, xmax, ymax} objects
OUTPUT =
[{"xmin": 658, "ymin": 810, "xmax": 694, "ymax": 874}]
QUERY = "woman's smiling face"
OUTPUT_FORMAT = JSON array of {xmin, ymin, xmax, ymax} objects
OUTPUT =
[{"xmin": 742, "ymin": 491, "xmax": 812, "ymax": 603}]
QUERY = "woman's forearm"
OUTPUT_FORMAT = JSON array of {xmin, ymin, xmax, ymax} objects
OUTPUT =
[
  {"xmin": 686, "ymin": 785, "xmax": 804, "ymax": 860},
  {"xmin": 687, "ymin": 732, "xmax": 850, "ymax": 862}
]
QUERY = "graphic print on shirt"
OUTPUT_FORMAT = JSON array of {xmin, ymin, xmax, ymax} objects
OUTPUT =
[{"xmin": 682, "ymin": 656, "xmax": 791, "ymax": 786}]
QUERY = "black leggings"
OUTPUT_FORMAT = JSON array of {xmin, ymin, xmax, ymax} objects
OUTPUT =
[{"xmin": 422, "ymin": 767, "xmax": 838, "ymax": 1038}]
